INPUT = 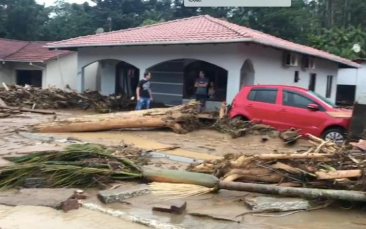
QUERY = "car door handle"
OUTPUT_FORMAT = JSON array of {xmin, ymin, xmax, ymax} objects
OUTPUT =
[
  {"xmin": 280, "ymin": 109, "xmax": 286, "ymax": 112},
  {"xmin": 247, "ymin": 104, "xmax": 253, "ymax": 107}
]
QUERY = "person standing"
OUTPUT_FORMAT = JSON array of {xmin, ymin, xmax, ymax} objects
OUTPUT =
[
  {"xmin": 136, "ymin": 71, "xmax": 153, "ymax": 110},
  {"xmin": 195, "ymin": 71, "xmax": 209, "ymax": 111}
]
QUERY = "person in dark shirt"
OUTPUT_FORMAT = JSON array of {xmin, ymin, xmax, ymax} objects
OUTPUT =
[
  {"xmin": 195, "ymin": 71, "xmax": 209, "ymax": 111},
  {"xmin": 136, "ymin": 71, "xmax": 153, "ymax": 110}
]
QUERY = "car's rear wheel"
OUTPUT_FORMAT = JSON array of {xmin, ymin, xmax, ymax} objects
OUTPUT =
[{"xmin": 322, "ymin": 128, "xmax": 345, "ymax": 143}]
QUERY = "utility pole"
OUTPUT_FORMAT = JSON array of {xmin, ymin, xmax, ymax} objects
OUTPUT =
[{"xmin": 107, "ymin": 17, "xmax": 112, "ymax": 32}]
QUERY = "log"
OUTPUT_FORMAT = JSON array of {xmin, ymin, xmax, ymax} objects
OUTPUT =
[
  {"xmin": 219, "ymin": 181, "xmax": 366, "ymax": 202},
  {"xmin": 30, "ymin": 102, "xmax": 199, "ymax": 133},
  {"xmin": 0, "ymin": 98, "xmax": 7, "ymax": 107},
  {"xmin": 0, "ymin": 106, "xmax": 55, "ymax": 115},
  {"xmin": 2, "ymin": 82, "xmax": 9, "ymax": 91},
  {"xmin": 316, "ymin": 170, "xmax": 362, "ymax": 180}
]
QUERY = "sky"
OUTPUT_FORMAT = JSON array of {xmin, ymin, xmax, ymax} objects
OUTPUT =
[{"xmin": 36, "ymin": 0, "xmax": 95, "ymax": 6}]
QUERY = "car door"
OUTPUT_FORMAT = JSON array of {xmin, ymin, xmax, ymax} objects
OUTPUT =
[
  {"xmin": 279, "ymin": 89, "xmax": 329, "ymax": 135},
  {"xmin": 246, "ymin": 88, "xmax": 283, "ymax": 128}
]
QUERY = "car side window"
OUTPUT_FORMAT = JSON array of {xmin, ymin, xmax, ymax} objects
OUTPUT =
[
  {"xmin": 283, "ymin": 90, "xmax": 314, "ymax": 109},
  {"xmin": 248, "ymin": 89, "xmax": 278, "ymax": 104}
]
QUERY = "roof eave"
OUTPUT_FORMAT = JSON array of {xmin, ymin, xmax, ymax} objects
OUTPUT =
[
  {"xmin": 45, "ymin": 38, "xmax": 360, "ymax": 69},
  {"xmin": 45, "ymin": 38, "xmax": 253, "ymax": 49},
  {"xmin": 250, "ymin": 40, "xmax": 360, "ymax": 68},
  {"xmin": 0, "ymin": 59, "xmax": 44, "ymax": 63}
]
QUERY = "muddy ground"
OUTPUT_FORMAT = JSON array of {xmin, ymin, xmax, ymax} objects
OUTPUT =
[{"xmin": 0, "ymin": 110, "xmax": 366, "ymax": 229}]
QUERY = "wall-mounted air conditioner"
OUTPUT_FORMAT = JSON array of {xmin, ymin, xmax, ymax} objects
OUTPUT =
[
  {"xmin": 303, "ymin": 56, "xmax": 316, "ymax": 69},
  {"xmin": 283, "ymin": 52, "xmax": 298, "ymax": 67}
]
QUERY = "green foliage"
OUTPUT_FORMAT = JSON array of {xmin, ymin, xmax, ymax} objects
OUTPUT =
[{"xmin": 309, "ymin": 26, "xmax": 366, "ymax": 59}]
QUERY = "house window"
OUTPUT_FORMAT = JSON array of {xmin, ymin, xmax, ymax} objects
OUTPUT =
[
  {"xmin": 309, "ymin": 73, "xmax": 316, "ymax": 91},
  {"xmin": 326, "ymin": 75, "xmax": 333, "ymax": 98},
  {"xmin": 248, "ymin": 89, "xmax": 278, "ymax": 104},
  {"xmin": 294, "ymin": 71, "xmax": 299, "ymax": 83}
]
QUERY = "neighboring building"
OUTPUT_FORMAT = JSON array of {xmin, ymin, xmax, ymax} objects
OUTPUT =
[
  {"xmin": 337, "ymin": 59, "xmax": 366, "ymax": 105},
  {"xmin": 46, "ymin": 15, "xmax": 359, "ymax": 109},
  {"xmin": 0, "ymin": 38, "xmax": 99, "ymax": 91}
]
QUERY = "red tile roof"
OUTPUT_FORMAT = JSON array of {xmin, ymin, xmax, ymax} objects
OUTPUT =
[
  {"xmin": 46, "ymin": 15, "xmax": 359, "ymax": 68},
  {"xmin": 0, "ymin": 39, "xmax": 71, "ymax": 63}
]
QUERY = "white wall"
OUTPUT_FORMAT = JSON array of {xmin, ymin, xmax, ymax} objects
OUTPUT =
[
  {"xmin": 338, "ymin": 68, "xmax": 357, "ymax": 85},
  {"xmin": 0, "ymin": 64, "xmax": 13, "ymax": 85},
  {"xmin": 100, "ymin": 60, "xmax": 119, "ymax": 95},
  {"xmin": 355, "ymin": 63, "xmax": 366, "ymax": 100},
  {"xmin": 44, "ymin": 52, "xmax": 98, "ymax": 91},
  {"xmin": 45, "ymin": 53, "xmax": 77, "ymax": 89},
  {"xmin": 238, "ymin": 44, "xmax": 339, "ymax": 102},
  {"xmin": 76, "ymin": 43, "xmax": 341, "ymax": 103}
]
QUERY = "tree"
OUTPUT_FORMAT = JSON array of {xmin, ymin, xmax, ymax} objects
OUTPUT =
[
  {"xmin": 0, "ymin": 0, "xmax": 49, "ymax": 40},
  {"xmin": 40, "ymin": 0, "xmax": 95, "ymax": 40},
  {"xmin": 309, "ymin": 26, "xmax": 366, "ymax": 59}
]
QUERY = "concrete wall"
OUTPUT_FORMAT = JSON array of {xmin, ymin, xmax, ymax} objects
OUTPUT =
[
  {"xmin": 77, "ymin": 43, "xmax": 340, "ymax": 103},
  {"xmin": 338, "ymin": 68, "xmax": 357, "ymax": 85},
  {"xmin": 45, "ymin": 53, "xmax": 77, "ymax": 90},
  {"xmin": 238, "ymin": 44, "xmax": 339, "ymax": 102},
  {"xmin": 355, "ymin": 63, "xmax": 366, "ymax": 100},
  {"xmin": 337, "ymin": 62, "xmax": 366, "ymax": 102},
  {"xmin": 0, "ymin": 64, "xmax": 13, "ymax": 85}
]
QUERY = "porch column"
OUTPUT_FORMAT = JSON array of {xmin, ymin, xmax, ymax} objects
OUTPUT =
[
  {"xmin": 139, "ymin": 68, "xmax": 146, "ymax": 80},
  {"xmin": 76, "ymin": 66, "xmax": 85, "ymax": 93},
  {"xmin": 226, "ymin": 68, "xmax": 241, "ymax": 104}
]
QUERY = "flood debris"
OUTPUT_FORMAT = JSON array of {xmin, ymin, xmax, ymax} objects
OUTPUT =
[
  {"xmin": 83, "ymin": 202, "xmax": 186, "ymax": 229},
  {"xmin": 98, "ymin": 184, "xmax": 150, "ymax": 204},
  {"xmin": 0, "ymin": 106, "xmax": 56, "ymax": 118},
  {"xmin": 0, "ymin": 144, "xmax": 143, "ymax": 189},
  {"xmin": 212, "ymin": 116, "xmax": 277, "ymax": 139},
  {"xmin": 29, "ymin": 101, "xmax": 201, "ymax": 134},
  {"xmin": 244, "ymin": 196, "xmax": 310, "ymax": 212},
  {"xmin": 0, "ymin": 188, "xmax": 77, "ymax": 209},
  {"xmin": 187, "ymin": 142, "xmax": 366, "ymax": 191},
  {"xmin": 0, "ymin": 83, "xmax": 135, "ymax": 113},
  {"xmin": 152, "ymin": 200, "xmax": 187, "ymax": 214}
]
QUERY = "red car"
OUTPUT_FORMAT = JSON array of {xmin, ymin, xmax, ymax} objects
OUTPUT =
[{"xmin": 230, "ymin": 85, "xmax": 352, "ymax": 142}]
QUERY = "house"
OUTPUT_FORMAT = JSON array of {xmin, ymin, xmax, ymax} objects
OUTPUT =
[
  {"xmin": 45, "ymin": 15, "xmax": 359, "ymax": 110},
  {"xmin": 337, "ymin": 59, "xmax": 366, "ymax": 105},
  {"xmin": 0, "ymin": 38, "xmax": 99, "ymax": 90}
]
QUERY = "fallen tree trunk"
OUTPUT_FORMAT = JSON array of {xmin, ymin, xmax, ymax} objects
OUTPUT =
[
  {"xmin": 219, "ymin": 181, "xmax": 366, "ymax": 202},
  {"xmin": 29, "ymin": 102, "xmax": 199, "ymax": 134}
]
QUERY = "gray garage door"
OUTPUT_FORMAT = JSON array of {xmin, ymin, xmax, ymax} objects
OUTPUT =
[{"xmin": 149, "ymin": 60, "xmax": 185, "ymax": 105}]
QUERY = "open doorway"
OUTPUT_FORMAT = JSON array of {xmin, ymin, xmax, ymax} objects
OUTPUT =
[
  {"xmin": 16, "ymin": 70, "xmax": 42, "ymax": 87},
  {"xmin": 115, "ymin": 62, "xmax": 140, "ymax": 97}
]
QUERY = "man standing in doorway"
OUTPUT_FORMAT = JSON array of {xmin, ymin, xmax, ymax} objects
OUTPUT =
[
  {"xmin": 195, "ymin": 70, "xmax": 209, "ymax": 112},
  {"xmin": 136, "ymin": 71, "xmax": 153, "ymax": 110}
]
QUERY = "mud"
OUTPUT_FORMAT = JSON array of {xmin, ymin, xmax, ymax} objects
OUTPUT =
[{"xmin": 1, "ymin": 111, "xmax": 366, "ymax": 229}]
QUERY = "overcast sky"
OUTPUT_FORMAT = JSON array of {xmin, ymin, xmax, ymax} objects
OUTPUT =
[{"xmin": 36, "ymin": 0, "xmax": 95, "ymax": 6}]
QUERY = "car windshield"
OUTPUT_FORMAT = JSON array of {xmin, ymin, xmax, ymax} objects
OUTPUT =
[{"xmin": 306, "ymin": 91, "xmax": 338, "ymax": 108}]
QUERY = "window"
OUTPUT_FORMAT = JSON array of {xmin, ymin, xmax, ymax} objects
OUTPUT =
[
  {"xmin": 309, "ymin": 73, "xmax": 316, "ymax": 91},
  {"xmin": 283, "ymin": 90, "xmax": 314, "ymax": 109},
  {"xmin": 326, "ymin": 75, "xmax": 333, "ymax": 98},
  {"xmin": 248, "ymin": 89, "xmax": 278, "ymax": 104},
  {"xmin": 294, "ymin": 71, "xmax": 299, "ymax": 83}
]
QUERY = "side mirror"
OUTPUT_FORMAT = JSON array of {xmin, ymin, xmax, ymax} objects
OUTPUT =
[{"xmin": 307, "ymin": 104, "xmax": 319, "ymax": 111}]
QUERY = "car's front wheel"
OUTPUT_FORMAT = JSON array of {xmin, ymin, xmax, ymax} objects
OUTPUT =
[{"xmin": 322, "ymin": 128, "xmax": 345, "ymax": 143}]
